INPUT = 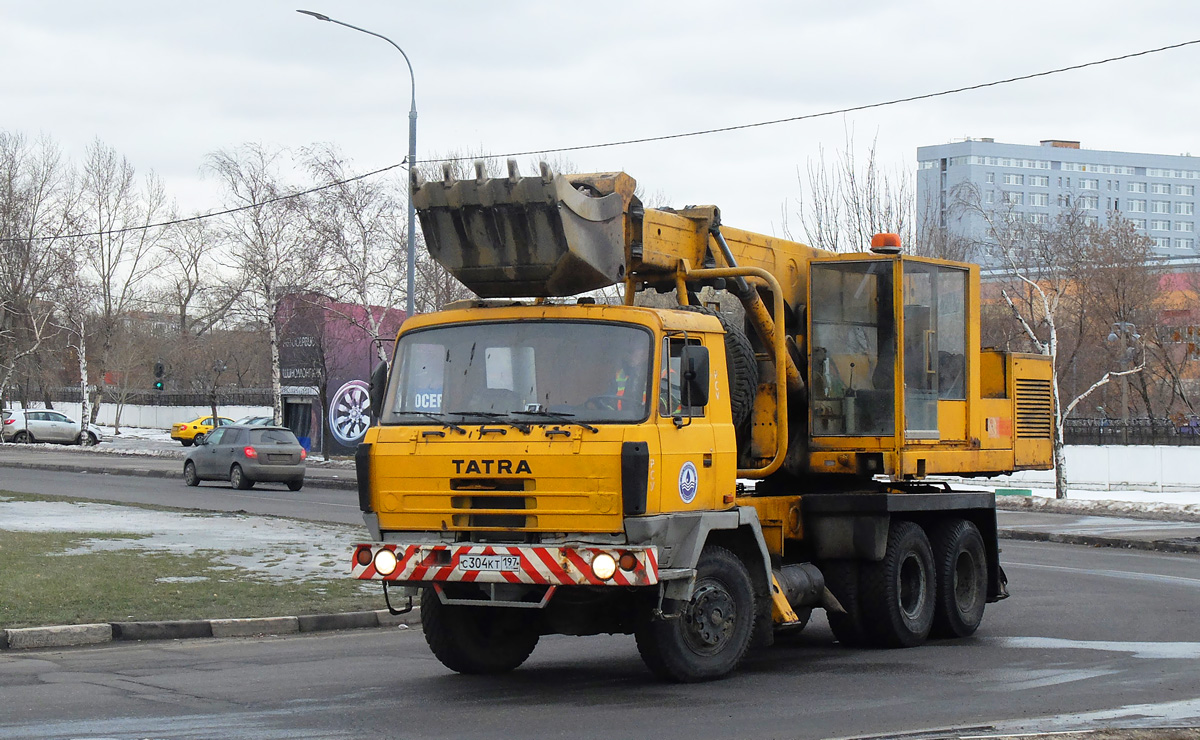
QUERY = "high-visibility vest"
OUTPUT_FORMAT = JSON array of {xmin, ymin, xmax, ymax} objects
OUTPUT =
[{"xmin": 615, "ymin": 369, "xmax": 629, "ymax": 410}]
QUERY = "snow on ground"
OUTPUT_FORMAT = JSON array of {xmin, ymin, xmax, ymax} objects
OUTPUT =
[{"xmin": 0, "ymin": 496, "xmax": 359, "ymax": 581}]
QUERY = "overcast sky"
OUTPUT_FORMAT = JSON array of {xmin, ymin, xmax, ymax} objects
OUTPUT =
[{"xmin": 5, "ymin": 1, "xmax": 1200, "ymax": 241}]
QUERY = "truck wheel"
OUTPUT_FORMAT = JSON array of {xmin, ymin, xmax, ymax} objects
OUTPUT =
[
  {"xmin": 860, "ymin": 520, "xmax": 936, "ymax": 648},
  {"xmin": 421, "ymin": 589, "xmax": 540, "ymax": 674},
  {"xmin": 635, "ymin": 546, "xmax": 755, "ymax": 682},
  {"xmin": 929, "ymin": 519, "xmax": 987, "ymax": 638},
  {"xmin": 673, "ymin": 305, "xmax": 758, "ymax": 428},
  {"xmin": 819, "ymin": 560, "xmax": 870, "ymax": 647}
]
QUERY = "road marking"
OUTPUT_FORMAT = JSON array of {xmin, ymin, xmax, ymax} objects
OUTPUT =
[
  {"xmin": 1006, "ymin": 560, "xmax": 1200, "ymax": 589},
  {"xmin": 989, "ymin": 636, "xmax": 1200, "ymax": 659}
]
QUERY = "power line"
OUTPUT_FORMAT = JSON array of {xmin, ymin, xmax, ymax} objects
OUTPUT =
[
  {"xmin": 6, "ymin": 36, "xmax": 1199, "ymax": 244},
  {"xmin": 2, "ymin": 162, "xmax": 406, "ymax": 244},
  {"xmin": 427, "ymin": 37, "xmax": 1200, "ymax": 163}
]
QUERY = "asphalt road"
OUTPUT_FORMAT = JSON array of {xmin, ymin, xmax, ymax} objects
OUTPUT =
[
  {"xmin": 0, "ymin": 539, "xmax": 1196, "ymax": 739},
  {"xmin": 0, "ymin": 464, "xmax": 364, "ymax": 526}
]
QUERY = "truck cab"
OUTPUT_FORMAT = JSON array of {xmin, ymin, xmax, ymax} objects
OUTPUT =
[{"xmin": 359, "ymin": 301, "xmax": 739, "ymax": 543}]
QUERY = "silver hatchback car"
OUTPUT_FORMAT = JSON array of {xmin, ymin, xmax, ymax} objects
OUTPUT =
[
  {"xmin": 1, "ymin": 408, "xmax": 104, "ymax": 445},
  {"xmin": 183, "ymin": 424, "xmax": 306, "ymax": 491}
]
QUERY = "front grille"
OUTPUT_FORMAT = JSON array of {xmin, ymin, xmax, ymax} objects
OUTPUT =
[
  {"xmin": 448, "ymin": 488, "xmax": 531, "ymax": 529},
  {"xmin": 1015, "ymin": 378, "xmax": 1054, "ymax": 439}
]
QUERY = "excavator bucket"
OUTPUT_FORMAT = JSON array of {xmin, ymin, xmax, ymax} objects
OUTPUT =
[{"xmin": 412, "ymin": 161, "xmax": 637, "ymax": 298}]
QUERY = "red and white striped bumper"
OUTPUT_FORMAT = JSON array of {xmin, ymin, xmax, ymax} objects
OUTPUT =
[{"xmin": 352, "ymin": 543, "xmax": 660, "ymax": 587}]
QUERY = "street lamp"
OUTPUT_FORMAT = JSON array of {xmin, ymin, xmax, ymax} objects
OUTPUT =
[
  {"xmin": 1106, "ymin": 321, "xmax": 1140, "ymax": 427},
  {"xmin": 297, "ymin": 10, "xmax": 418, "ymax": 318}
]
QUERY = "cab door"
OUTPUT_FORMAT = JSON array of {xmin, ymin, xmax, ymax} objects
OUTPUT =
[
  {"xmin": 902, "ymin": 261, "xmax": 969, "ymax": 442},
  {"xmin": 655, "ymin": 335, "xmax": 716, "ymax": 513}
]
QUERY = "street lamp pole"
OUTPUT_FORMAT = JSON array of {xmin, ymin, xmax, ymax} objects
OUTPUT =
[
  {"xmin": 1106, "ymin": 321, "xmax": 1140, "ymax": 440},
  {"xmin": 297, "ymin": 10, "xmax": 418, "ymax": 318}
]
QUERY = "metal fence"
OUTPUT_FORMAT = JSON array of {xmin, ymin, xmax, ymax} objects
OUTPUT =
[
  {"xmin": 1064, "ymin": 418, "xmax": 1200, "ymax": 446},
  {"xmin": 42, "ymin": 387, "xmax": 275, "ymax": 407}
]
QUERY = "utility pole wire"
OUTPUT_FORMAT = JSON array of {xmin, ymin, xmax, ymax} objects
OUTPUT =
[{"xmin": 5, "ymin": 36, "xmax": 1199, "ymax": 244}]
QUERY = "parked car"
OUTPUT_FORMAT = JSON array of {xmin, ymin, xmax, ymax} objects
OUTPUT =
[
  {"xmin": 1, "ymin": 409, "xmax": 104, "ymax": 446},
  {"xmin": 231, "ymin": 415, "xmax": 274, "ymax": 426},
  {"xmin": 170, "ymin": 415, "xmax": 234, "ymax": 446},
  {"xmin": 182, "ymin": 424, "xmax": 306, "ymax": 491}
]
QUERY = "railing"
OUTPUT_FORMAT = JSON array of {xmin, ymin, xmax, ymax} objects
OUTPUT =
[
  {"xmin": 1064, "ymin": 418, "xmax": 1200, "ymax": 446},
  {"xmin": 33, "ymin": 387, "xmax": 276, "ymax": 407}
]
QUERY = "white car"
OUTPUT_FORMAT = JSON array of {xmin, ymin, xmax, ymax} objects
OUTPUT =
[{"xmin": 1, "ymin": 409, "xmax": 104, "ymax": 446}]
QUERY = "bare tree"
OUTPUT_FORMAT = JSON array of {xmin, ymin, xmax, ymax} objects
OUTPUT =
[
  {"xmin": 788, "ymin": 133, "xmax": 915, "ymax": 254},
  {"xmin": 159, "ymin": 214, "xmax": 240, "ymax": 337},
  {"xmin": 0, "ymin": 132, "xmax": 77, "ymax": 408},
  {"xmin": 955, "ymin": 182, "xmax": 1149, "ymax": 499},
  {"xmin": 207, "ymin": 143, "xmax": 323, "ymax": 424},
  {"xmin": 304, "ymin": 144, "xmax": 406, "ymax": 361},
  {"xmin": 77, "ymin": 139, "xmax": 171, "ymax": 421}
]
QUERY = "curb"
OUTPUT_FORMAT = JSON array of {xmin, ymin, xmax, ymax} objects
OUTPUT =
[
  {"xmin": 0, "ymin": 458, "xmax": 359, "ymax": 490},
  {"xmin": 1, "ymin": 608, "xmax": 421, "ymax": 651},
  {"xmin": 999, "ymin": 528, "xmax": 1200, "ymax": 554}
]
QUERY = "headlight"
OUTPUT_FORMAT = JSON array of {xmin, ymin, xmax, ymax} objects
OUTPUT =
[
  {"xmin": 591, "ymin": 552, "xmax": 617, "ymax": 580},
  {"xmin": 373, "ymin": 548, "xmax": 399, "ymax": 576}
]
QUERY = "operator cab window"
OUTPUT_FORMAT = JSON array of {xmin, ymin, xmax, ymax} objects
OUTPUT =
[
  {"xmin": 810, "ymin": 260, "xmax": 896, "ymax": 436},
  {"xmin": 660, "ymin": 336, "xmax": 705, "ymax": 419}
]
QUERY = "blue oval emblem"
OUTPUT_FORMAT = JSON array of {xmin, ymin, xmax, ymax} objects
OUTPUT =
[{"xmin": 678, "ymin": 461, "xmax": 699, "ymax": 504}]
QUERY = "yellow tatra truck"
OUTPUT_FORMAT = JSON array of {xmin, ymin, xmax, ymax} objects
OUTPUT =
[{"xmin": 351, "ymin": 163, "xmax": 1054, "ymax": 682}]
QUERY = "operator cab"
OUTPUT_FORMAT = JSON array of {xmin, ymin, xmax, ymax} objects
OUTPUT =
[{"xmin": 809, "ymin": 255, "xmax": 968, "ymax": 443}]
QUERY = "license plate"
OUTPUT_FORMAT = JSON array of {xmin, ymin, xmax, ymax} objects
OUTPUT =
[{"xmin": 458, "ymin": 554, "xmax": 520, "ymax": 572}]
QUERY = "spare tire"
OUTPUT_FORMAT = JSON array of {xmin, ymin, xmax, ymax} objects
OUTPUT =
[{"xmin": 673, "ymin": 304, "xmax": 758, "ymax": 429}]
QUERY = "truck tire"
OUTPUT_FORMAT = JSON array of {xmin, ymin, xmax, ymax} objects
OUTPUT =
[
  {"xmin": 860, "ymin": 520, "xmax": 936, "ymax": 648},
  {"xmin": 673, "ymin": 305, "xmax": 758, "ymax": 428},
  {"xmin": 634, "ymin": 546, "xmax": 755, "ymax": 682},
  {"xmin": 929, "ymin": 519, "xmax": 987, "ymax": 639},
  {"xmin": 820, "ymin": 560, "xmax": 870, "ymax": 648},
  {"xmin": 421, "ymin": 589, "xmax": 540, "ymax": 674}
]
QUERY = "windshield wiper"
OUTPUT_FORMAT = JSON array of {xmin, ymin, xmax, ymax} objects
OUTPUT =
[
  {"xmin": 393, "ymin": 411, "xmax": 466, "ymax": 435},
  {"xmin": 511, "ymin": 409, "xmax": 599, "ymax": 434},
  {"xmin": 447, "ymin": 410, "xmax": 531, "ymax": 434}
]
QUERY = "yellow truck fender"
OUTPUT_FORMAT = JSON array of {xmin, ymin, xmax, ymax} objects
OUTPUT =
[{"xmin": 624, "ymin": 508, "xmax": 772, "ymax": 603}]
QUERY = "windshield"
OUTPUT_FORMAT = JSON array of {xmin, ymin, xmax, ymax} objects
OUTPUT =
[{"xmin": 381, "ymin": 321, "xmax": 654, "ymax": 425}]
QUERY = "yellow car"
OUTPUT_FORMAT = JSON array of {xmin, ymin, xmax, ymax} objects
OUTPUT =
[{"xmin": 170, "ymin": 415, "xmax": 234, "ymax": 446}]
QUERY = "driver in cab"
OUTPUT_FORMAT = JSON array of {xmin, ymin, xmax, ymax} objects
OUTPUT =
[{"xmin": 605, "ymin": 342, "xmax": 649, "ymax": 414}]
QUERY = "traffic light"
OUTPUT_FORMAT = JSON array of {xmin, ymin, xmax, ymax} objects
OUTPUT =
[{"xmin": 154, "ymin": 362, "xmax": 164, "ymax": 391}]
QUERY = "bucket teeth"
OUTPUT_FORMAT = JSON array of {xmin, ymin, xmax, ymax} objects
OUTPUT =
[{"xmin": 411, "ymin": 163, "xmax": 637, "ymax": 298}]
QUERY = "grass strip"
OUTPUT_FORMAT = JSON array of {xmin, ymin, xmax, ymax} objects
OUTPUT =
[{"xmin": 0, "ymin": 492, "xmax": 383, "ymax": 630}]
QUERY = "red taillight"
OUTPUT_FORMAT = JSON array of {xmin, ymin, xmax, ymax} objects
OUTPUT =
[
  {"xmin": 3, "ymin": 419, "xmax": 13, "ymax": 425},
  {"xmin": 243, "ymin": 446, "xmax": 258, "ymax": 459},
  {"xmin": 300, "ymin": 448, "xmax": 307, "ymax": 461},
  {"xmin": 355, "ymin": 545, "xmax": 373, "ymax": 567}
]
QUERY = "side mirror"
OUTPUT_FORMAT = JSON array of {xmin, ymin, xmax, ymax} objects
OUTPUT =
[
  {"xmin": 678, "ymin": 345, "xmax": 710, "ymax": 408},
  {"xmin": 368, "ymin": 361, "xmax": 389, "ymax": 420}
]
